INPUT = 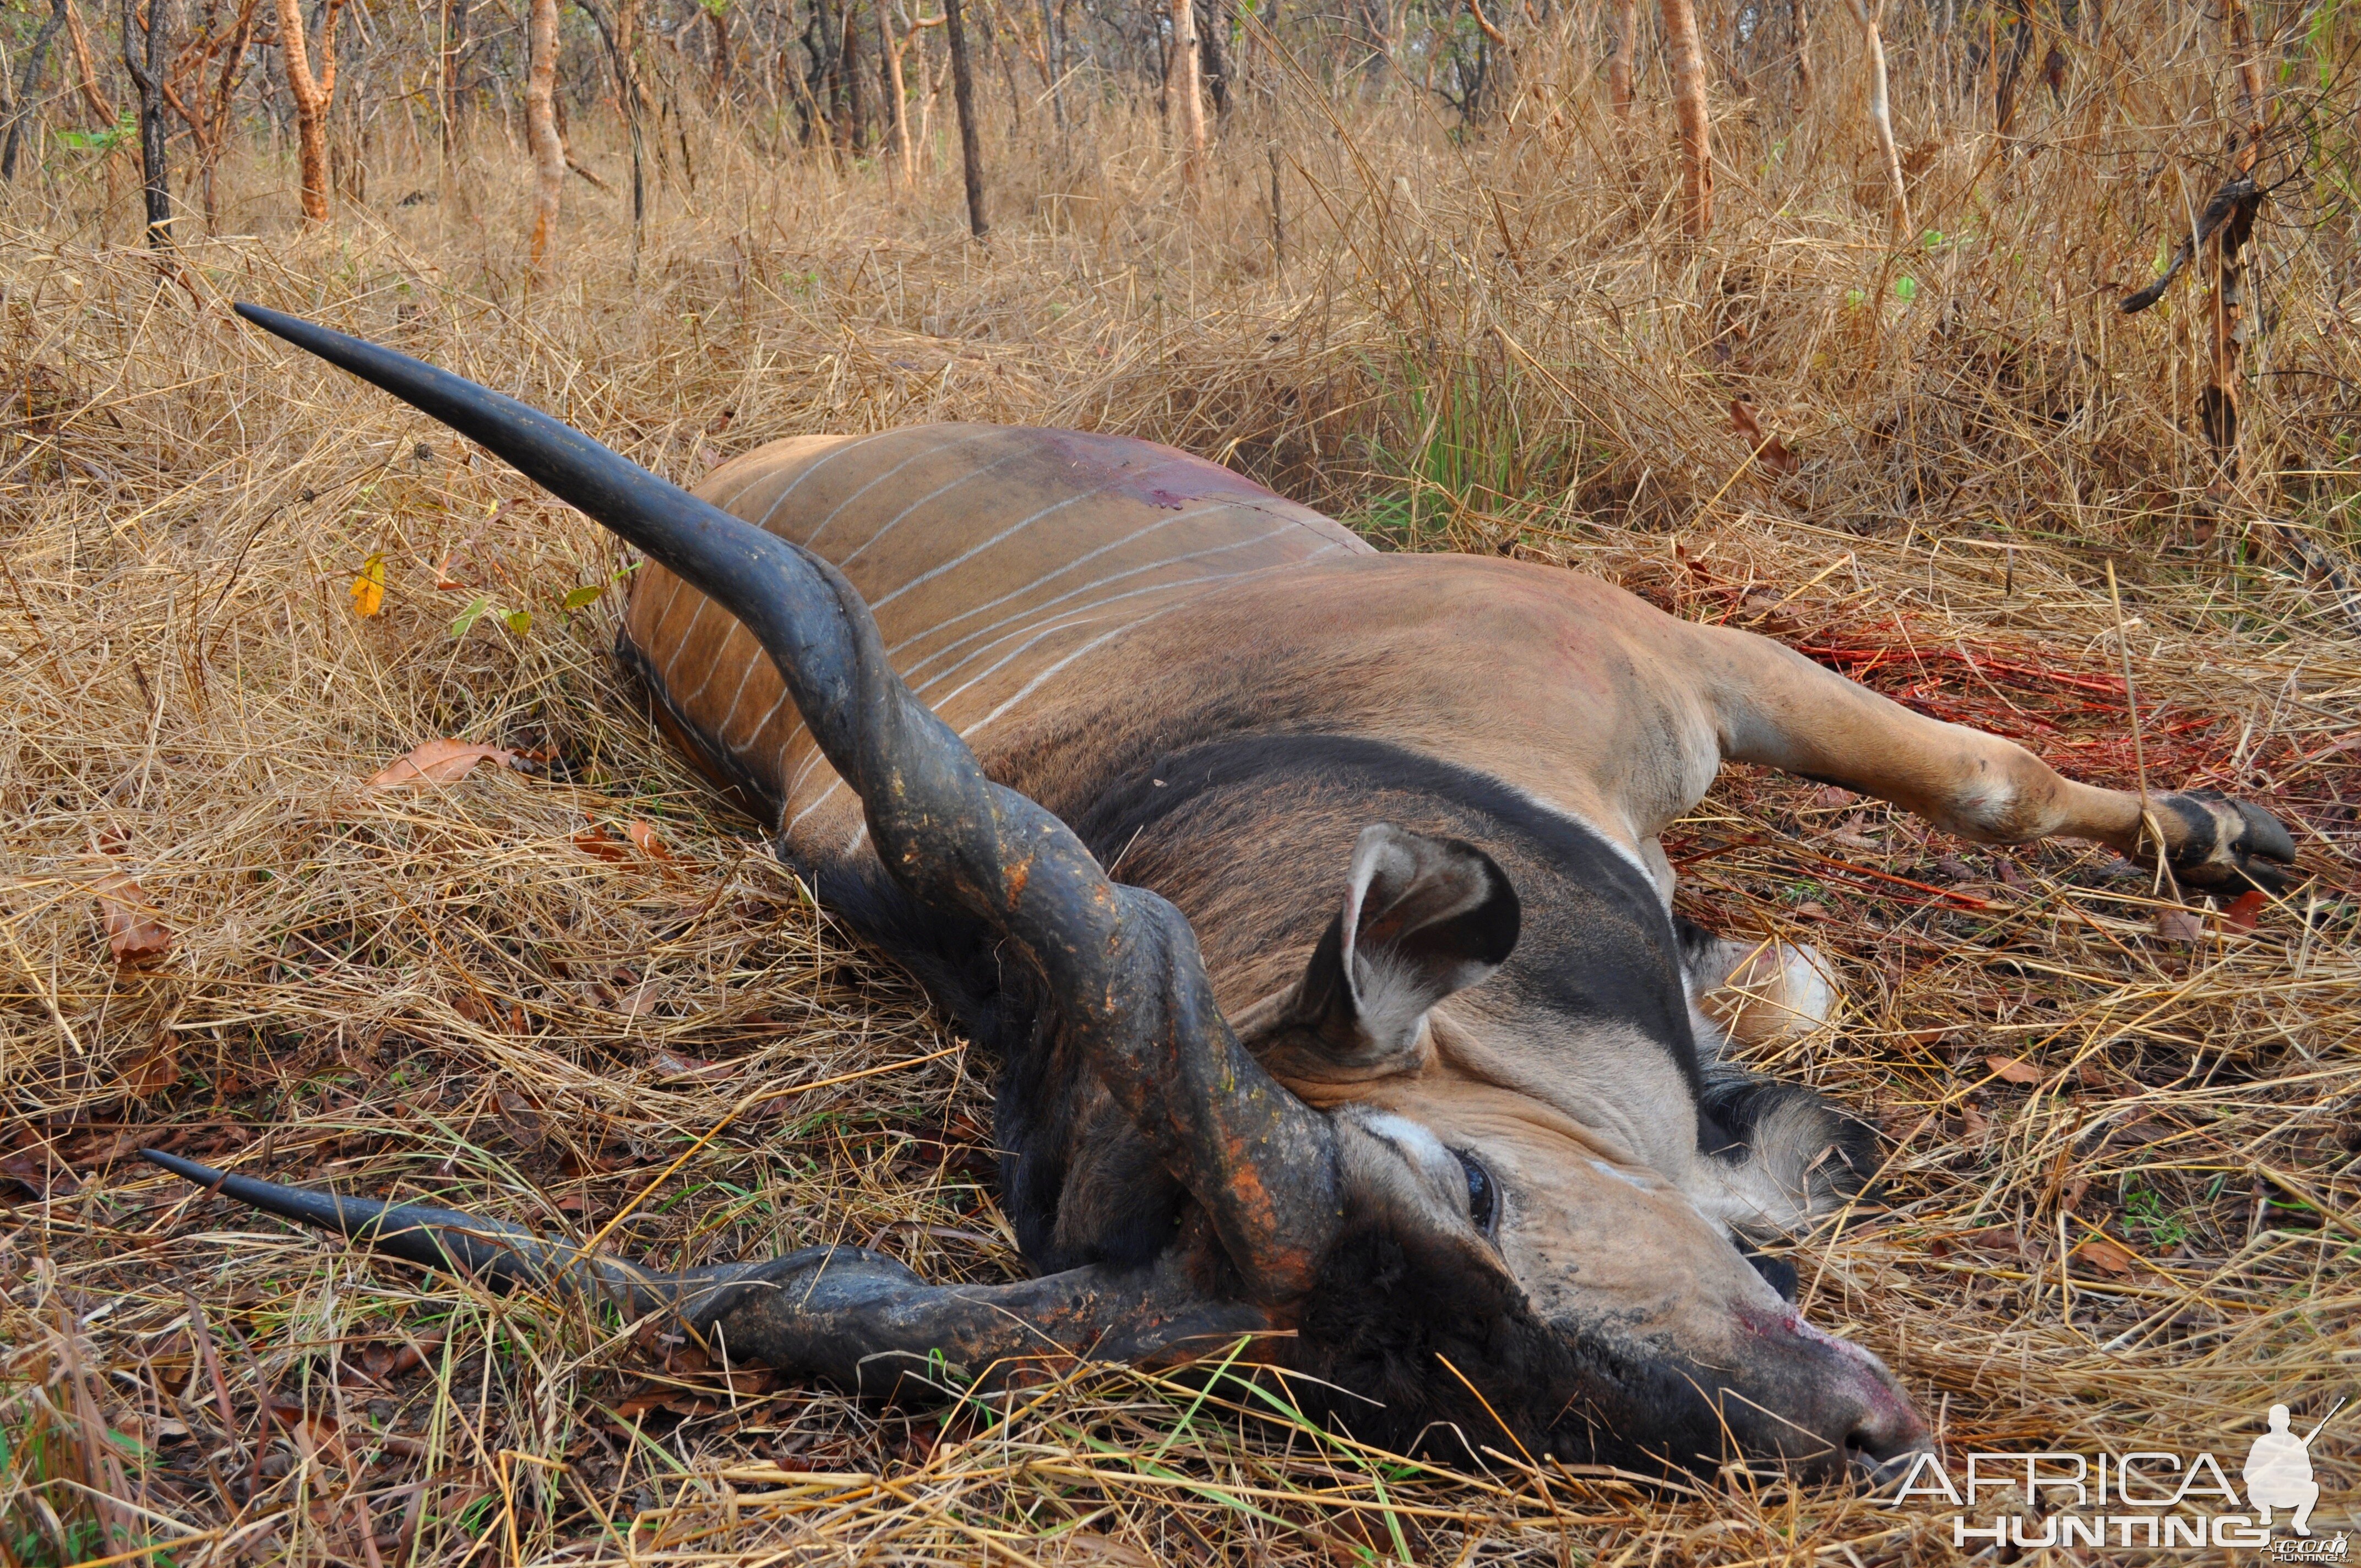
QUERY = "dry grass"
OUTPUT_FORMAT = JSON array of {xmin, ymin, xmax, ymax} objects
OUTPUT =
[{"xmin": 4, "ymin": 31, "xmax": 2360, "ymax": 1563}]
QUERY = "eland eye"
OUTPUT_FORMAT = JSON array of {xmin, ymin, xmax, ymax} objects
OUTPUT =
[{"xmin": 1452, "ymin": 1149, "xmax": 1498, "ymax": 1235}]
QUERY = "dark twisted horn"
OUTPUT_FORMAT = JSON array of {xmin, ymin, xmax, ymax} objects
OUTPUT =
[
  {"xmin": 140, "ymin": 1150, "xmax": 1270, "ymax": 1391},
  {"xmin": 227, "ymin": 303, "xmax": 1340, "ymax": 1302}
]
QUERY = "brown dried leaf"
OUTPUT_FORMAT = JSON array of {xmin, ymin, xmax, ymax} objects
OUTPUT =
[
  {"xmin": 1729, "ymin": 399, "xmax": 1799, "ymax": 475},
  {"xmin": 366, "ymin": 739, "xmax": 526, "ymax": 790},
  {"xmin": 2221, "ymin": 890, "xmax": 2267, "ymax": 932},
  {"xmin": 264, "ymin": 1399, "xmax": 353, "ymax": 1465},
  {"xmin": 1987, "ymin": 1054, "xmax": 2044, "ymax": 1085},
  {"xmin": 2154, "ymin": 908, "xmax": 2204, "ymax": 945},
  {"xmin": 574, "ymin": 824, "xmax": 632, "ymax": 862},
  {"xmin": 652, "ymin": 1050, "xmax": 738, "ymax": 1084},
  {"xmin": 118, "ymin": 1033, "xmax": 181, "ymax": 1098},
  {"xmin": 94, "ymin": 868, "xmax": 174, "ymax": 965},
  {"xmin": 618, "ymin": 978, "xmax": 664, "ymax": 1022},
  {"xmin": 2073, "ymin": 1236, "xmax": 2141, "ymax": 1275},
  {"xmin": 625, "ymin": 819, "xmax": 674, "ymax": 861},
  {"xmin": 1, "ymin": 1152, "xmax": 80, "ymax": 1198}
]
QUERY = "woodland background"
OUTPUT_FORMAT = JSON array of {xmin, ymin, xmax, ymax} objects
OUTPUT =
[{"xmin": 3, "ymin": 0, "xmax": 2360, "ymax": 1558}]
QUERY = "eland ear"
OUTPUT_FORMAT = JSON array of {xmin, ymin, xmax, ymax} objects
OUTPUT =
[{"xmin": 1285, "ymin": 825, "xmax": 1520, "ymax": 1069}]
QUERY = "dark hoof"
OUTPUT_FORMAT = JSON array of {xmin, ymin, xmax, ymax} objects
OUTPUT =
[{"xmin": 2157, "ymin": 791, "xmax": 2298, "ymax": 894}]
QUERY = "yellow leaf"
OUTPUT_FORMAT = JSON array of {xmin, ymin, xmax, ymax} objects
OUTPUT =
[{"xmin": 351, "ymin": 552, "xmax": 387, "ymax": 617}]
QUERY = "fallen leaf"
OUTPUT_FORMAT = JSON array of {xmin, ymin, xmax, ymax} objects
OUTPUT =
[
  {"xmin": 350, "ymin": 552, "xmax": 387, "ymax": 617},
  {"xmin": 118, "ymin": 1033, "xmax": 181, "ymax": 1098},
  {"xmin": 624, "ymin": 820, "xmax": 673, "ymax": 861},
  {"xmin": 1987, "ymin": 1054, "xmax": 2044, "ymax": 1085},
  {"xmin": 366, "ymin": 739, "xmax": 525, "ymax": 790},
  {"xmin": 652, "ymin": 1050, "xmax": 737, "ymax": 1084},
  {"xmin": 2154, "ymin": 908, "xmax": 2204, "ymax": 945},
  {"xmin": 357, "ymin": 1336, "xmax": 442, "ymax": 1382},
  {"xmin": 2220, "ymin": 890, "xmax": 2267, "ymax": 932},
  {"xmin": 1959, "ymin": 1100, "xmax": 1989, "ymax": 1137},
  {"xmin": 1825, "ymin": 813, "xmax": 1881, "ymax": 850},
  {"xmin": 1729, "ymin": 399, "xmax": 1799, "ymax": 475},
  {"xmin": 94, "ymin": 868, "xmax": 173, "ymax": 965},
  {"xmin": 1, "ymin": 1152, "xmax": 80, "ymax": 1197},
  {"xmin": 618, "ymin": 978, "xmax": 664, "ymax": 1022},
  {"xmin": 2073, "ymin": 1236, "xmax": 2140, "ymax": 1275},
  {"xmin": 264, "ymin": 1399, "xmax": 353, "ymax": 1465},
  {"xmin": 574, "ymin": 824, "xmax": 632, "ymax": 861}
]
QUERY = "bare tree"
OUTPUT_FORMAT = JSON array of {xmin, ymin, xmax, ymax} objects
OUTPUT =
[
  {"xmin": 943, "ymin": 0, "xmax": 986, "ymax": 236},
  {"xmin": 576, "ymin": 0, "xmax": 648, "ymax": 229},
  {"xmin": 841, "ymin": 0, "xmax": 868, "ymax": 148},
  {"xmin": 122, "ymin": 0, "xmax": 177, "ymax": 242},
  {"xmin": 1837, "ymin": 0, "xmax": 1907, "ymax": 239},
  {"xmin": 525, "ymin": 0, "xmax": 562, "ymax": 266},
  {"xmin": 878, "ymin": 0, "xmax": 913, "ymax": 181},
  {"xmin": 2203, "ymin": 0, "xmax": 2268, "ymax": 496},
  {"xmin": 173, "ymin": 0, "xmax": 262, "ymax": 230},
  {"xmin": 1169, "ymin": 0, "xmax": 1204, "ymax": 184},
  {"xmin": 706, "ymin": 0, "xmax": 730, "ymax": 92},
  {"xmin": 2, "ymin": 0, "xmax": 72, "ymax": 180},
  {"xmin": 1659, "ymin": 0, "xmax": 1709, "ymax": 236},
  {"xmin": 1608, "ymin": 0, "xmax": 1636, "ymax": 117},
  {"xmin": 65, "ymin": 0, "xmax": 118, "ymax": 124},
  {"xmin": 440, "ymin": 0, "xmax": 472, "ymax": 159},
  {"xmin": 272, "ymin": 0, "xmax": 344, "ymax": 221},
  {"xmin": 1789, "ymin": 0, "xmax": 1811, "ymax": 101}
]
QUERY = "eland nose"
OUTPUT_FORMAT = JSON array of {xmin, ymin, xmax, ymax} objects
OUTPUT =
[{"xmin": 1738, "ymin": 1306, "xmax": 1932, "ymax": 1474}]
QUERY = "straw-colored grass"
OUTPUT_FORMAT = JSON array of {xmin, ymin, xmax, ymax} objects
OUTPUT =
[{"xmin": 4, "ymin": 29, "xmax": 2359, "ymax": 1562}]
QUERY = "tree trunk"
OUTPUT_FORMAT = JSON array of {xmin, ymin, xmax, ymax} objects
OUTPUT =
[
  {"xmin": 1658, "ymin": 0, "xmax": 1709, "ymax": 236},
  {"xmin": 1198, "ymin": 0, "xmax": 1228, "ymax": 114},
  {"xmin": 616, "ymin": 0, "xmax": 645, "ymax": 228},
  {"xmin": 942, "ymin": 0, "xmax": 986, "ymax": 236},
  {"xmin": 1036, "ymin": 0, "xmax": 1063, "ymax": 133},
  {"xmin": 122, "ymin": 0, "xmax": 176, "ymax": 242},
  {"xmin": 1789, "ymin": 0, "xmax": 1811, "ymax": 101},
  {"xmin": 840, "ymin": 0, "xmax": 867, "ymax": 149},
  {"xmin": 271, "ymin": 0, "xmax": 341, "ymax": 221},
  {"xmin": 1993, "ymin": 0, "xmax": 2032, "ymax": 135},
  {"xmin": 2204, "ymin": 0, "xmax": 2268, "ymax": 499},
  {"xmin": 1838, "ymin": 0, "xmax": 1906, "ymax": 239},
  {"xmin": 879, "ymin": 0, "xmax": 912, "ymax": 181},
  {"xmin": 444, "ymin": 0, "xmax": 472, "ymax": 155},
  {"xmin": 2, "ymin": 0, "xmax": 71, "ymax": 180},
  {"xmin": 64, "ymin": 0, "xmax": 117, "ymax": 123},
  {"xmin": 1169, "ymin": 0, "xmax": 1203, "ymax": 184},
  {"xmin": 197, "ymin": 0, "xmax": 260, "ymax": 230},
  {"xmin": 525, "ymin": 0, "xmax": 562, "ymax": 268},
  {"xmin": 1608, "ymin": 0, "xmax": 1636, "ymax": 117}
]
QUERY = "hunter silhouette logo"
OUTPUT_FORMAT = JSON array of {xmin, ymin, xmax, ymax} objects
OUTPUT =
[
  {"xmin": 2244, "ymin": 1400, "xmax": 2337, "ymax": 1537},
  {"xmin": 1888, "ymin": 1394, "xmax": 2346, "ymax": 1551}
]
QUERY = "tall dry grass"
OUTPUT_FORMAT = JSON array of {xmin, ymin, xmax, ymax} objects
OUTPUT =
[{"xmin": 3, "ymin": 19, "xmax": 2359, "ymax": 1563}]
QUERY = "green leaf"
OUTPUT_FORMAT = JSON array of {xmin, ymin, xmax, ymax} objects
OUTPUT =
[
  {"xmin": 450, "ymin": 596, "xmax": 489, "ymax": 638},
  {"xmin": 562, "ymin": 584, "xmax": 607, "ymax": 610},
  {"xmin": 504, "ymin": 608, "xmax": 534, "ymax": 635},
  {"xmin": 1894, "ymin": 275, "xmax": 1919, "ymax": 302}
]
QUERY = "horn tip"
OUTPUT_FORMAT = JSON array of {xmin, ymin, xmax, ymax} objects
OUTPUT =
[{"xmin": 142, "ymin": 1147, "xmax": 227, "ymax": 1185}]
